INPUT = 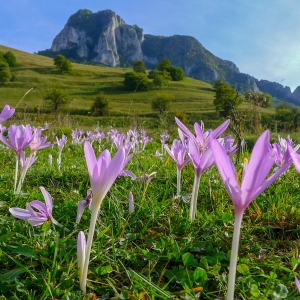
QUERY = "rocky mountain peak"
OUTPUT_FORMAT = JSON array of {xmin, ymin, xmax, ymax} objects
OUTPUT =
[{"xmin": 39, "ymin": 9, "xmax": 300, "ymax": 105}]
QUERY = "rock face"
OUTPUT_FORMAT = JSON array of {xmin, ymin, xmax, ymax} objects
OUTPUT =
[
  {"xmin": 49, "ymin": 9, "xmax": 143, "ymax": 66},
  {"xmin": 39, "ymin": 9, "xmax": 300, "ymax": 104}
]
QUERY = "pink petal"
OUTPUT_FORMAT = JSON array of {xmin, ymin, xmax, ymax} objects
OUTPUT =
[
  {"xmin": 28, "ymin": 216, "xmax": 48, "ymax": 226},
  {"xmin": 9, "ymin": 207, "xmax": 31, "ymax": 220},
  {"xmin": 210, "ymin": 139, "xmax": 241, "ymax": 206},
  {"xmin": 84, "ymin": 142, "xmax": 97, "ymax": 176},
  {"xmin": 40, "ymin": 187, "xmax": 53, "ymax": 215},
  {"xmin": 241, "ymin": 131, "xmax": 272, "ymax": 202}
]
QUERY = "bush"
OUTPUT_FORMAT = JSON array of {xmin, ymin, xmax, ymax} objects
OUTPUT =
[
  {"xmin": 0, "ymin": 62, "xmax": 11, "ymax": 85},
  {"xmin": 151, "ymin": 93, "xmax": 174, "ymax": 115},
  {"xmin": 3, "ymin": 51, "xmax": 17, "ymax": 67},
  {"xmin": 91, "ymin": 94, "xmax": 110, "ymax": 116},
  {"xmin": 53, "ymin": 54, "xmax": 73, "ymax": 73},
  {"xmin": 124, "ymin": 71, "xmax": 148, "ymax": 90},
  {"xmin": 133, "ymin": 60, "xmax": 146, "ymax": 73},
  {"xmin": 44, "ymin": 89, "xmax": 69, "ymax": 113},
  {"xmin": 168, "ymin": 66, "xmax": 185, "ymax": 81}
]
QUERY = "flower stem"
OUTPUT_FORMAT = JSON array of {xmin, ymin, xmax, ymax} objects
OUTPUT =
[
  {"xmin": 227, "ymin": 211, "xmax": 244, "ymax": 300},
  {"xmin": 189, "ymin": 173, "xmax": 201, "ymax": 220},
  {"xmin": 80, "ymin": 205, "xmax": 100, "ymax": 294},
  {"xmin": 16, "ymin": 153, "xmax": 34, "ymax": 194},
  {"xmin": 14, "ymin": 155, "xmax": 19, "ymax": 194},
  {"xmin": 176, "ymin": 168, "xmax": 181, "ymax": 198}
]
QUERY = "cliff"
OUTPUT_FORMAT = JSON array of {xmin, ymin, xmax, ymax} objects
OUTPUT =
[{"xmin": 38, "ymin": 9, "xmax": 300, "ymax": 104}]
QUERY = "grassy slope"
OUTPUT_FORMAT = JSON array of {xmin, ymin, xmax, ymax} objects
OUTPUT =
[{"xmin": 0, "ymin": 44, "xmax": 275, "ymax": 127}]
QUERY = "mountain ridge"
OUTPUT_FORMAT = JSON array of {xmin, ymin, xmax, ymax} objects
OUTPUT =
[{"xmin": 38, "ymin": 9, "xmax": 299, "ymax": 105}]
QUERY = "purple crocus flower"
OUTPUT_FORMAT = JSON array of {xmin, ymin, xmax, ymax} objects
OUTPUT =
[
  {"xmin": 84, "ymin": 142, "xmax": 126, "ymax": 209},
  {"xmin": 56, "ymin": 134, "xmax": 67, "ymax": 151},
  {"xmin": 80, "ymin": 142, "xmax": 128, "ymax": 293},
  {"xmin": 272, "ymin": 135, "xmax": 299, "ymax": 168},
  {"xmin": 29, "ymin": 128, "xmax": 52, "ymax": 154},
  {"xmin": 0, "ymin": 124, "xmax": 34, "ymax": 193},
  {"xmin": 9, "ymin": 187, "xmax": 59, "ymax": 226},
  {"xmin": 210, "ymin": 130, "xmax": 290, "ymax": 300},
  {"xmin": 0, "ymin": 124, "xmax": 33, "ymax": 156},
  {"xmin": 165, "ymin": 139, "xmax": 191, "ymax": 197},
  {"xmin": 175, "ymin": 117, "xmax": 230, "ymax": 151},
  {"xmin": 0, "ymin": 105, "xmax": 15, "ymax": 123}
]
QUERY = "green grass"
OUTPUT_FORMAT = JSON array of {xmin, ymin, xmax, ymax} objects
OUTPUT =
[
  {"xmin": 0, "ymin": 44, "xmax": 275, "ymax": 131},
  {"xmin": 0, "ymin": 126, "xmax": 300, "ymax": 299}
]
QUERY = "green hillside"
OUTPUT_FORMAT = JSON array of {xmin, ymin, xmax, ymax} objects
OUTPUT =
[{"xmin": 0, "ymin": 45, "xmax": 274, "ymax": 129}]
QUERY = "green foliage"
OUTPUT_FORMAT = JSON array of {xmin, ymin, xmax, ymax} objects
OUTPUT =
[
  {"xmin": 53, "ymin": 54, "xmax": 73, "ymax": 73},
  {"xmin": 151, "ymin": 93, "xmax": 173, "ymax": 114},
  {"xmin": 156, "ymin": 58, "xmax": 171, "ymax": 72},
  {"xmin": 275, "ymin": 102, "xmax": 300, "ymax": 131},
  {"xmin": 168, "ymin": 66, "xmax": 185, "ymax": 81},
  {"xmin": 153, "ymin": 73, "xmax": 169, "ymax": 89},
  {"xmin": 123, "ymin": 71, "xmax": 148, "ymax": 90},
  {"xmin": 3, "ymin": 51, "xmax": 17, "ymax": 67},
  {"xmin": 213, "ymin": 80, "xmax": 242, "ymax": 116},
  {"xmin": 91, "ymin": 93, "xmax": 110, "ymax": 116},
  {"xmin": 0, "ymin": 62, "xmax": 11, "ymax": 85},
  {"xmin": 44, "ymin": 88, "xmax": 69, "ymax": 113},
  {"xmin": 155, "ymin": 59, "xmax": 184, "ymax": 81},
  {"xmin": 133, "ymin": 60, "xmax": 146, "ymax": 73}
]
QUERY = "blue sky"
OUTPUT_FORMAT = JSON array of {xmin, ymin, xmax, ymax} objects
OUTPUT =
[{"xmin": 1, "ymin": 0, "xmax": 300, "ymax": 91}]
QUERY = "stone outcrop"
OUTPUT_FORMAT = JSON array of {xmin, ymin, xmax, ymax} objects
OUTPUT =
[
  {"xmin": 39, "ymin": 9, "xmax": 300, "ymax": 104},
  {"xmin": 49, "ymin": 9, "xmax": 143, "ymax": 66}
]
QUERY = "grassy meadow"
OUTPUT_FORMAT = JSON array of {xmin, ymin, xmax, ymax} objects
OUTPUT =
[
  {"xmin": 0, "ymin": 45, "xmax": 275, "ymax": 131},
  {"xmin": 1, "ymin": 45, "xmax": 300, "ymax": 300}
]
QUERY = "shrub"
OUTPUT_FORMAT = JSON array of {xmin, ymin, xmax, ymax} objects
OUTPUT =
[
  {"xmin": 3, "ymin": 51, "xmax": 17, "ymax": 67},
  {"xmin": 151, "ymin": 93, "xmax": 174, "ymax": 115},
  {"xmin": 91, "ymin": 94, "xmax": 110, "ymax": 116},
  {"xmin": 44, "ymin": 89, "xmax": 69, "ymax": 113},
  {"xmin": 123, "ymin": 71, "xmax": 148, "ymax": 90},
  {"xmin": 0, "ymin": 62, "xmax": 11, "ymax": 85}
]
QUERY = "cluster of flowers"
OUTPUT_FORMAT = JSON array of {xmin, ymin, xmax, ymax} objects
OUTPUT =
[
  {"xmin": 3, "ymin": 101, "xmax": 300, "ymax": 297},
  {"xmin": 71, "ymin": 127, "xmax": 152, "ymax": 153},
  {"xmin": 163, "ymin": 117, "xmax": 300, "ymax": 299}
]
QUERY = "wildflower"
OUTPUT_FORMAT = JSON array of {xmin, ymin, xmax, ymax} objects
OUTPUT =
[
  {"xmin": 175, "ymin": 118, "xmax": 231, "ymax": 220},
  {"xmin": 56, "ymin": 134, "xmax": 67, "ymax": 170},
  {"xmin": 0, "ymin": 105, "xmax": 15, "ymax": 123},
  {"xmin": 9, "ymin": 187, "xmax": 59, "ymax": 226},
  {"xmin": 210, "ymin": 130, "xmax": 290, "ymax": 300},
  {"xmin": 80, "ymin": 142, "xmax": 127, "ymax": 293},
  {"xmin": 164, "ymin": 139, "xmax": 190, "ymax": 197},
  {"xmin": 272, "ymin": 135, "xmax": 299, "ymax": 168},
  {"xmin": 0, "ymin": 124, "xmax": 33, "ymax": 157},
  {"xmin": 0, "ymin": 124, "xmax": 34, "ymax": 193}
]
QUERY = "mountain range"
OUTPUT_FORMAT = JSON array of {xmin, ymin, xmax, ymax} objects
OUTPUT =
[{"xmin": 38, "ymin": 9, "xmax": 300, "ymax": 105}]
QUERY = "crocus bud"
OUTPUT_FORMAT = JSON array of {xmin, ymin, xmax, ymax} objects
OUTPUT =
[
  {"xmin": 77, "ymin": 231, "xmax": 86, "ymax": 280},
  {"xmin": 129, "ymin": 192, "xmax": 134, "ymax": 214}
]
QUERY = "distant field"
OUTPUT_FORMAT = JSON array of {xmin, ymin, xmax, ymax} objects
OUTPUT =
[{"xmin": 0, "ymin": 45, "xmax": 275, "ymax": 129}]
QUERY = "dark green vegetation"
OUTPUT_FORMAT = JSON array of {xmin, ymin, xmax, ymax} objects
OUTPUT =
[{"xmin": 0, "ymin": 130, "xmax": 300, "ymax": 299}]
